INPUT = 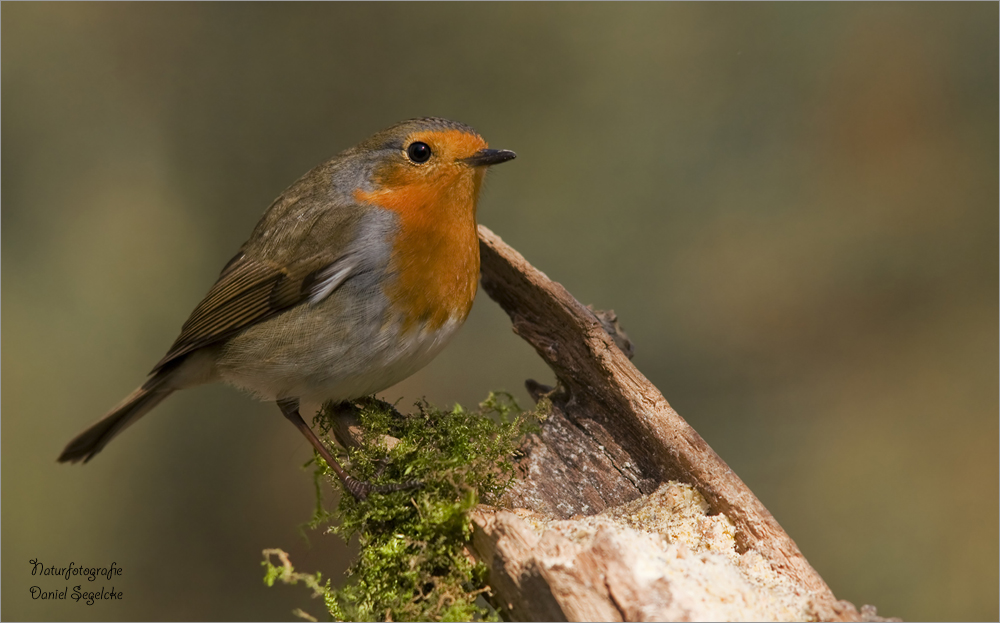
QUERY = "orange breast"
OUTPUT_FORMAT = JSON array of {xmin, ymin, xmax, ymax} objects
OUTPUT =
[{"xmin": 355, "ymin": 162, "xmax": 484, "ymax": 333}]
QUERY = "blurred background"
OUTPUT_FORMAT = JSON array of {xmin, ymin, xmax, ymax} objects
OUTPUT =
[{"xmin": 3, "ymin": 4, "xmax": 996, "ymax": 621}]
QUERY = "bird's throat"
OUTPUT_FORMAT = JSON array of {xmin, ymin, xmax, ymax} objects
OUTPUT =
[{"xmin": 355, "ymin": 170, "xmax": 483, "ymax": 334}]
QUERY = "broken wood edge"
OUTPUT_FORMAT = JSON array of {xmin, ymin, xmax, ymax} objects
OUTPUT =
[
  {"xmin": 469, "ymin": 485, "xmax": 897, "ymax": 622},
  {"xmin": 474, "ymin": 224, "xmax": 883, "ymax": 622},
  {"xmin": 470, "ymin": 482, "xmax": 833, "ymax": 622}
]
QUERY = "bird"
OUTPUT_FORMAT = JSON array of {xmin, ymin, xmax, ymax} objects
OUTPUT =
[{"xmin": 58, "ymin": 117, "xmax": 516, "ymax": 499}]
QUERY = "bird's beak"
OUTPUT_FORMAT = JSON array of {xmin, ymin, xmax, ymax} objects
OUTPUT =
[{"xmin": 463, "ymin": 148, "xmax": 517, "ymax": 167}]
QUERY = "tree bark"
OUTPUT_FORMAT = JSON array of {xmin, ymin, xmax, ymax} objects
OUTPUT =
[{"xmin": 470, "ymin": 225, "xmax": 894, "ymax": 622}]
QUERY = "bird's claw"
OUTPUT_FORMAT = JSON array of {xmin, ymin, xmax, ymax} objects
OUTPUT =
[{"xmin": 343, "ymin": 476, "xmax": 423, "ymax": 501}]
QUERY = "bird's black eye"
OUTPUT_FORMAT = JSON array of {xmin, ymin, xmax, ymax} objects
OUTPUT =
[{"xmin": 406, "ymin": 141, "xmax": 432, "ymax": 163}]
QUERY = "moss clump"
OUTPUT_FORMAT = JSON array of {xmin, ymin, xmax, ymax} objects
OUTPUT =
[{"xmin": 263, "ymin": 392, "xmax": 540, "ymax": 622}]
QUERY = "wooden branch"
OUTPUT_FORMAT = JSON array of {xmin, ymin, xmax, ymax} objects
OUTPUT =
[{"xmin": 472, "ymin": 225, "xmax": 890, "ymax": 622}]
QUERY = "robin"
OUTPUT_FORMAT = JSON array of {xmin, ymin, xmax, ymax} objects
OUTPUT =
[{"xmin": 58, "ymin": 117, "xmax": 516, "ymax": 499}]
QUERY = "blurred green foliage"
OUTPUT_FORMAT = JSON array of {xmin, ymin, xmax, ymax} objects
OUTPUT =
[{"xmin": 3, "ymin": 3, "xmax": 996, "ymax": 621}]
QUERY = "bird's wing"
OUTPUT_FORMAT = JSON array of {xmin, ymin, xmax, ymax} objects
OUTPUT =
[
  {"xmin": 146, "ymin": 155, "xmax": 380, "ymax": 374},
  {"xmin": 150, "ymin": 248, "xmax": 358, "ymax": 373}
]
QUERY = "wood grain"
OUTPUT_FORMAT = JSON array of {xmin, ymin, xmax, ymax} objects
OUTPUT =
[{"xmin": 473, "ymin": 225, "xmax": 883, "ymax": 622}]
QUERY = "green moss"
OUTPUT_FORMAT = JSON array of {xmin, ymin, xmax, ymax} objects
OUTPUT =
[{"xmin": 263, "ymin": 392, "xmax": 541, "ymax": 622}]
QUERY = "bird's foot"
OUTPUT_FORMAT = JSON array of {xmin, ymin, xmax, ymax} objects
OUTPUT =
[{"xmin": 343, "ymin": 475, "xmax": 423, "ymax": 501}]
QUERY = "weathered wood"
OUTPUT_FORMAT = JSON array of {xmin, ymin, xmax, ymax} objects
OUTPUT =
[
  {"xmin": 474, "ymin": 224, "xmax": 885, "ymax": 622},
  {"xmin": 473, "ymin": 483, "xmax": 821, "ymax": 622}
]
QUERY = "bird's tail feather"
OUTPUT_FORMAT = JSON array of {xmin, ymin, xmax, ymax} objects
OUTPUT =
[{"xmin": 58, "ymin": 382, "xmax": 174, "ymax": 463}]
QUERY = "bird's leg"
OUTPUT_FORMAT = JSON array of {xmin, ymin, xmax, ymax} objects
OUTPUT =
[
  {"xmin": 371, "ymin": 457, "xmax": 391, "ymax": 480},
  {"xmin": 276, "ymin": 397, "xmax": 418, "ymax": 501}
]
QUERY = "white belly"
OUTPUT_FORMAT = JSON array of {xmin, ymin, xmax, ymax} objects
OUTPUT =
[{"xmin": 212, "ymin": 293, "xmax": 465, "ymax": 404}]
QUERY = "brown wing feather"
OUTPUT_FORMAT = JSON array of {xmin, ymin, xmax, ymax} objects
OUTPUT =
[
  {"xmin": 147, "ymin": 160, "xmax": 372, "ymax": 374},
  {"xmin": 150, "ymin": 251, "xmax": 343, "ymax": 373}
]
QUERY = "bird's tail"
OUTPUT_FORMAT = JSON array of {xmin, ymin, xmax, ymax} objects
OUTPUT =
[{"xmin": 58, "ymin": 380, "xmax": 175, "ymax": 464}]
